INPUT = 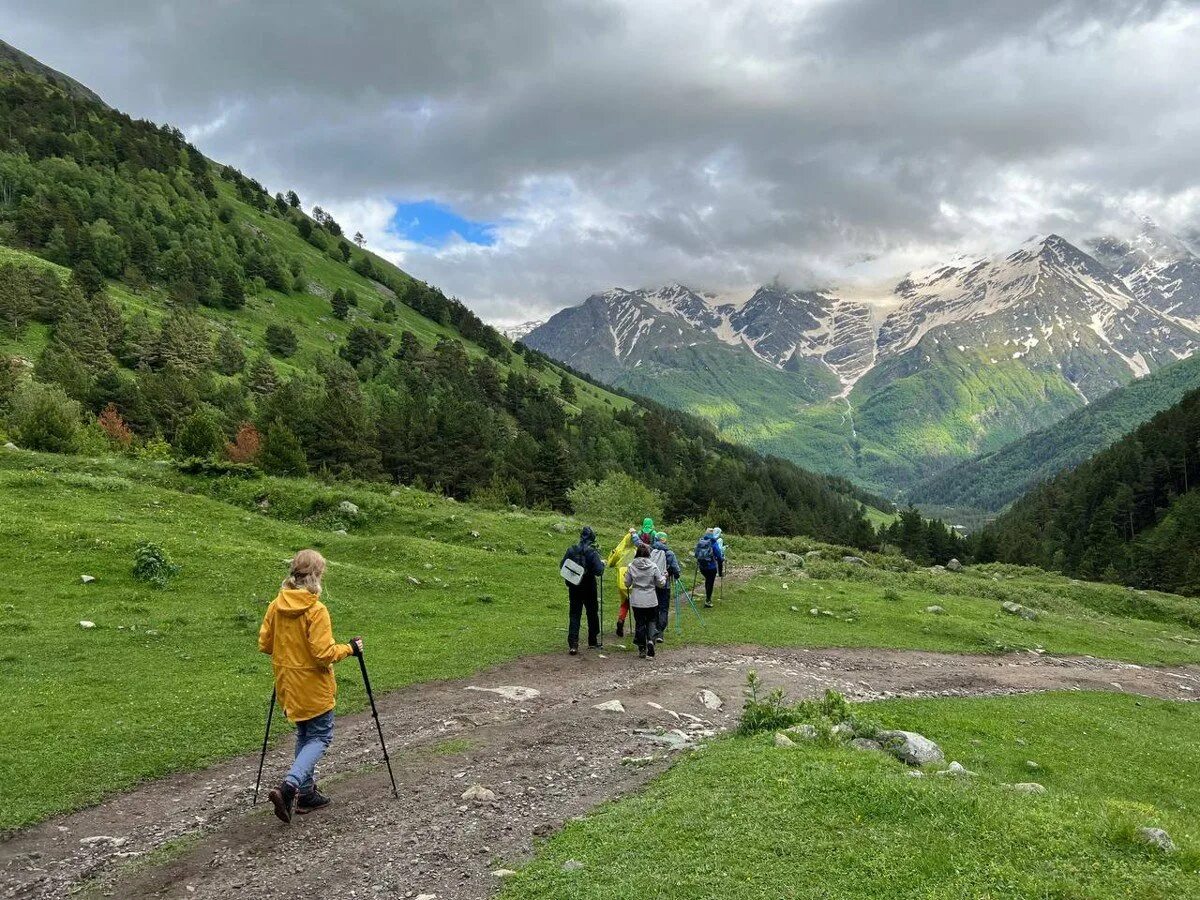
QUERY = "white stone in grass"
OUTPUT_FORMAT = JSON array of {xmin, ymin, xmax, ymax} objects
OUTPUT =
[
  {"xmin": 552, "ymin": 522, "xmax": 568, "ymax": 533},
  {"xmin": 925, "ymin": 605, "xmax": 945, "ymax": 615},
  {"xmin": 80, "ymin": 575, "xmax": 96, "ymax": 584},
  {"xmin": 461, "ymin": 783, "xmax": 496, "ymax": 803},
  {"xmin": 842, "ymin": 556, "xmax": 866, "ymax": 566},
  {"xmin": 336, "ymin": 500, "xmax": 360, "ymax": 517},
  {"xmin": 936, "ymin": 761, "xmax": 975, "ymax": 777},
  {"xmin": 492, "ymin": 869, "xmax": 518, "ymax": 878},
  {"xmin": 1136, "ymin": 827, "xmax": 1176, "ymax": 852},
  {"xmin": 774, "ymin": 732, "xmax": 797, "ymax": 748},
  {"xmin": 562, "ymin": 859, "xmax": 585, "ymax": 872},
  {"xmin": 593, "ymin": 700, "xmax": 625, "ymax": 713},
  {"xmin": 946, "ymin": 558, "xmax": 963, "ymax": 572},
  {"xmin": 786, "ymin": 724, "xmax": 818, "ymax": 740},
  {"xmin": 469, "ymin": 530, "xmax": 481, "ymax": 538},
  {"xmin": 698, "ymin": 689, "xmax": 723, "ymax": 710},
  {"xmin": 3, "ymin": 442, "xmax": 17, "ymax": 451},
  {"xmin": 1001, "ymin": 600, "xmax": 1037, "ymax": 620},
  {"xmin": 78, "ymin": 620, "xmax": 96, "ymax": 629},
  {"xmin": 877, "ymin": 730, "xmax": 944, "ymax": 766},
  {"xmin": 1009, "ymin": 782, "xmax": 1046, "ymax": 795}
]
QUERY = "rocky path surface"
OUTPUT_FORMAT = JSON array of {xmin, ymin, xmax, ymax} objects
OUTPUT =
[{"xmin": 3, "ymin": 645, "xmax": 1198, "ymax": 899}]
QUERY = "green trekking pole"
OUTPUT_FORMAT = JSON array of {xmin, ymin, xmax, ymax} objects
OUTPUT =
[{"xmin": 252, "ymin": 687, "xmax": 276, "ymax": 805}]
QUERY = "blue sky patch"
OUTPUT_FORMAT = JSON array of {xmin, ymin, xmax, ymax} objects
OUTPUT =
[{"xmin": 389, "ymin": 200, "xmax": 497, "ymax": 247}]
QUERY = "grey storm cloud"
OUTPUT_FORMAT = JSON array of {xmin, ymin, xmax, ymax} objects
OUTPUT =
[{"xmin": 4, "ymin": 0, "xmax": 1200, "ymax": 321}]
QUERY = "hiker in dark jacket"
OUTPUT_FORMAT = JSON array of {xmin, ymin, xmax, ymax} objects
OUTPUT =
[
  {"xmin": 650, "ymin": 531, "xmax": 681, "ymax": 642},
  {"xmin": 561, "ymin": 526, "xmax": 606, "ymax": 655}
]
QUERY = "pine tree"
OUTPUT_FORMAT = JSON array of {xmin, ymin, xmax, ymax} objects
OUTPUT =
[
  {"xmin": 259, "ymin": 423, "xmax": 307, "ymax": 476},
  {"xmin": 174, "ymin": 412, "xmax": 225, "ymax": 460},
  {"xmin": 213, "ymin": 328, "xmax": 247, "ymax": 376},
  {"xmin": 264, "ymin": 323, "xmax": 298, "ymax": 358},
  {"xmin": 245, "ymin": 354, "xmax": 279, "ymax": 395},
  {"xmin": 559, "ymin": 374, "xmax": 577, "ymax": 403},
  {"xmin": 331, "ymin": 288, "xmax": 350, "ymax": 320}
]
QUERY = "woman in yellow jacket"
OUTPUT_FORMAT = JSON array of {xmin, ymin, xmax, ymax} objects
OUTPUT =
[
  {"xmin": 606, "ymin": 527, "xmax": 640, "ymax": 636},
  {"xmin": 258, "ymin": 549, "xmax": 361, "ymax": 823}
]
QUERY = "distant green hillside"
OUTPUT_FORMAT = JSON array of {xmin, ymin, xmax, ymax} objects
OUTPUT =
[
  {"xmin": 983, "ymin": 386, "xmax": 1200, "ymax": 594},
  {"xmin": 909, "ymin": 352, "xmax": 1200, "ymax": 514}
]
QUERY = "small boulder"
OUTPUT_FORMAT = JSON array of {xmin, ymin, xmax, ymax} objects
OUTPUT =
[
  {"xmin": 698, "ymin": 689, "xmax": 723, "ymax": 710},
  {"xmin": 878, "ymin": 730, "xmax": 944, "ymax": 766},
  {"xmin": 850, "ymin": 737, "xmax": 882, "ymax": 752},
  {"xmin": 492, "ymin": 869, "xmax": 518, "ymax": 878},
  {"xmin": 461, "ymin": 783, "xmax": 496, "ymax": 803},
  {"xmin": 470, "ymin": 530, "xmax": 481, "ymax": 538},
  {"xmin": 805, "ymin": 550, "xmax": 822, "ymax": 560},
  {"xmin": 1025, "ymin": 760, "xmax": 1040, "ymax": 771},
  {"xmin": 929, "ymin": 565, "xmax": 946, "ymax": 574},
  {"xmin": 936, "ymin": 761, "xmax": 975, "ymax": 777},
  {"xmin": 406, "ymin": 576, "xmax": 422, "ymax": 586},
  {"xmin": 593, "ymin": 699, "xmax": 626, "ymax": 713},
  {"xmin": 842, "ymin": 555, "xmax": 867, "ymax": 566},
  {"xmin": 78, "ymin": 620, "xmax": 96, "ymax": 630},
  {"xmin": 1001, "ymin": 601, "xmax": 1038, "ymax": 621},
  {"xmin": 946, "ymin": 558, "xmax": 963, "ymax": 572},
  {"xmin": 1009, "ymin": 782, "xmax": 1046, "ymax": 795},
  {"xmin": 831, "ymin": 722, "xmax": 854, "ymax": 739},
  {"xmin": 2, "ymin": 442, "xmax": 17, "ymax": 451},
  {"xmin": 80, "ymin": 575, "xmax": 96, "ymax": 584},
  {"xmin": 562, "ymin": 859, "xmax": 585, "ymax": 872},
  {"xmin": 336, "ymin": 500, "xmax": 360, "ymax": 517},
  {"xmin": 786, "ymin": 724, "xmax": 818, "ymax": 740},
  {"xmin": 773, "ymin": 550, "xmax": 803, "ymax": 563},
  {"xmin": 925, "ymin": 605, "xmax": 945, "ymax": 615},
  {"xmin": 552, "ymin": 522, "xmax": 568, "ymax": 534},
  {"xmin": 1136, "ymin": 827, "xmax": 1176, "ymax": 852},
  {"xmin": 774, "ymin": 732, "xmax": 797, "ymax": 748}
]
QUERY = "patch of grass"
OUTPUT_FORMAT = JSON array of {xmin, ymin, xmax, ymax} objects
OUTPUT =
[
  {"xmin": 501, "ymin": 692, "xmax": 1200, "ymax": 899},
  {"xmin": 430, "ymin": 737, "xmax": 474, "ymax": 755}
]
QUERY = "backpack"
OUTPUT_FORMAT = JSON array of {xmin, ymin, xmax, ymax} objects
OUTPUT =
[
  {"xmin": 560, "ymin": 543, "xmax": 587, "ymax": 586},
  {"xmin": 650, "ymin": 547, "xmax": 667, "ymax": 580},
  {"xmin": 695, "ymin": 538, "xmax": 715, "ymax": 569}
]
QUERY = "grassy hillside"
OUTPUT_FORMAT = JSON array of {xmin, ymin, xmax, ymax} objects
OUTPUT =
[
  {"xmin": 911, "ymin": 352, "xmax": 1200, "ymax": 514},
  {"xmin": 4, "ymin": 447, "xmax": 1199, "ymax": 830},
  {"xmin": 503, "ymin": 691, "xmax": 1199, "ymax": 898}
]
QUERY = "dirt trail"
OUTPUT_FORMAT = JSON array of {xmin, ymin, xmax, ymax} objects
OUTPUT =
[{"xmin": 4, "ymin": 645, "xmax": 1198, "ymax": 899}]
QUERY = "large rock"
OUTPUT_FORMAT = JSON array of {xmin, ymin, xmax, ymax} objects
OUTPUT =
[
  {"xmin": 336, "ymin": 500, "xmax": 360, "ymax": 517},
  {"xmin": 593, "ymin": 699, "xmax": 626, "ymax": 713},
  {"xmin": 2, "ymin": 442, "xmax": 17, "ymax": 451},
  {"xmin": 842, "ymin": 555, "xmax": 867, "ymax": 566},
  {"xmin": 946, "ymin": 558, "xmax": 963, "ymax": 572},
  {"xmin": 1136, "ymin": 827, "xmax": 1176, "ymax": 852},
  {"xmin": 878, "ymin": 730, "xmax": 944, "ymax": 766},
  {"xmin": 461, "ymin": 783, "xmax": 496, "ymax": 802},
  {"xmin": 698, "ymin": 689, "xmax": 723, "ymax": 710},
  {"xmin": 1001, "ymin": 600, "xmax": 1038, "ymax": 621},
  {"xmin": 785, "ymin": 723, "xmax": 818, "ymax": 740}
]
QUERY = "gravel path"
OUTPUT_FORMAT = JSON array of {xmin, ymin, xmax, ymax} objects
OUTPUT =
[{"xmin": 3, "ymin": 644, "xmax": 1197, "ymax": 899}]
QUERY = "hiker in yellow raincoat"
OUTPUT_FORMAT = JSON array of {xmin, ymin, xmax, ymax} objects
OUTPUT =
[{"xmin": 607, "ymin": 525, "xmax": 643, "ymax": 637}]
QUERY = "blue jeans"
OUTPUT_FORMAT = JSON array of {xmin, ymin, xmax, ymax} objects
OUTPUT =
[{"xmin": 286, "ymin": 709, "xmax": 334, "ymax": 793}]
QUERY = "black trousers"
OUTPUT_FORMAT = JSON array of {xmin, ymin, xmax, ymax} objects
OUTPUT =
[
  {"xmin": 656, "ymin": 585, "xmax": 671, "ymax": 635},
  {"xmin": 702, "ymin": 569, "xmax": 717, "ymax": 602},
  {"xmin": 567, "ymin": 584, "xmax": 599, "ymax": 649},
  {"xmin": 632, "ymin": 605, "xmax": 658, "ymax": 652}
]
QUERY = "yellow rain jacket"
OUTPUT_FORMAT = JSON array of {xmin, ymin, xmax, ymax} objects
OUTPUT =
[
  {"xmin": 258, "ymin": 589, "xmax": 354, "ymax": 723},
  {"xmin": 606, "ymin": 530, "xmax": 639, "ymax": 603}
]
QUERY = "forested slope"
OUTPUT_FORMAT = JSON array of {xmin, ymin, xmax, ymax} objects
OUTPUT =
[
  {"xmin": 984, "ymin": 387, "xmax": 1200, "ymax": 594},
  {"xmin": 0, "ymin": 59, "xmax": 877, "ymax": 544},
  {"xmin": 910, "ymin": 352, "xmax": 1200, "ymax": 514}
]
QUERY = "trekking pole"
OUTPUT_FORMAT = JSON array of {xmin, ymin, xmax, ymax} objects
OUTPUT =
[
  {"xmin": 674, "ymin": 578, "xmax": 682, "ymax": 635},
  {"xmin": 598, "ymin": 574, "xmax": 605, "ymax": 650},
  {"xmin": 252, "ymin": 687, "xmax": 276, "ymax": 805},
  {"xmin": 355, "ymin": 646, "xmax": 399, "ymax": 797},
  {"xmin": 679, "ymin": 583, "xmax": 707, "ymax": 626}
]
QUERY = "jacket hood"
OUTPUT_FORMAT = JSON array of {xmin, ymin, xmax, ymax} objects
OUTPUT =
[
  {"xmin": 580, "ymin": 526, "xmax": 596, "ymax": 545},
  {"xmin": 629, "ymin": 556, "xmax": 657, "ymax": 570},
  {"xmin": 274, "ymin": 588, "xmax": 320, "ymax": 617}
]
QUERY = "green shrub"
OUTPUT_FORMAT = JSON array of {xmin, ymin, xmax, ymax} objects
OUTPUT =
[
  {"xmin": 568, "ymin": 471, "xmax": 663, "ymax": 527},
  {"xmin": 132, "ymin": 542, "xmax": 181, "ymax": 589},
  {"xmin": 8, "ymin": 381, "xmax": 80, "ymax": 452},
  {"xmin": 175, "ymin": 412, "xmax": 225, "ymax": 460}
]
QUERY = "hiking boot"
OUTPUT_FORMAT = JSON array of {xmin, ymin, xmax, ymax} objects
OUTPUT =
[
  {"xmin": 655, "ymin": 636, "xmax": 664, "ymax": 644},
  {"xmin": 638, "ymin": 644, "xmax": 646, "ymax": 659},
  {"xmin": 704, "ymin": 601, "xmax": 714, "ymax": 609},
  {"xmin": 268, "ymin": 781, "xmax": 297, "ymax": 824},
  {"xmin": 295, "ymin": 788, "xmax": 331, "ymax": 815},
  {"xmin": 646, "ymin": 644, "xmax": 655, "ymax": 658},
  {"xmin": 616, "ymin": 620, "xmax": 625, "ymax": 637},
  {"xmin": 569, "ymin": 646, "xmax": 578, "ymax": 656}
]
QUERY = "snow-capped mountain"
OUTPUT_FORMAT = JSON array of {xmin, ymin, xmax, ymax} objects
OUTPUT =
[
  {"xmin": 523, "ymin": 230, "xmax": 1200, "ymax": 492},
  {"xmin": 501, "ymin": 320, "xmax": 545, "ymax": 341}
]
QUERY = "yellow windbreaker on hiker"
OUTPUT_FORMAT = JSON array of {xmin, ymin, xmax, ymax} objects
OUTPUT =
[
  {"xmin": 258, "ymin": 589, "xmax": 354, "ymax": 723},
  {"xmin": 606, "ymin": 530, "xmax": 639, "ymax": 602}
]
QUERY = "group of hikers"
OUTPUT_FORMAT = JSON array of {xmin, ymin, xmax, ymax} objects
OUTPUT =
[
  {"xmin": 559, "ymin": 518, "xmax": 726, "ymax": 658},
  {"xmin": 254, "ymin": 523, "xmax": 728, "ymax": 824}
]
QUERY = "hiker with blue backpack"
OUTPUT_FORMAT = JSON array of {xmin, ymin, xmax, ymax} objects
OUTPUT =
[
  {"xmin": 560, "ymin": 526, "xmax": 606, "ymax": 655},
  {"xmin": 694, "ymin": 528, "xmax": 725, "ymax": 609}
]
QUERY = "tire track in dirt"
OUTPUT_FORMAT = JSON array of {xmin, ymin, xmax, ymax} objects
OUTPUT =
[{"xmin": 3, "ymin": 645, "xmax": 1197, "ymax": 899}]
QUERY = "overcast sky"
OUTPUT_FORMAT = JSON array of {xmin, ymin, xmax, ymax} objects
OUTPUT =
[{"xmin": 5, "ymin": 1, "xmax": 1200, "ymax": 323}]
